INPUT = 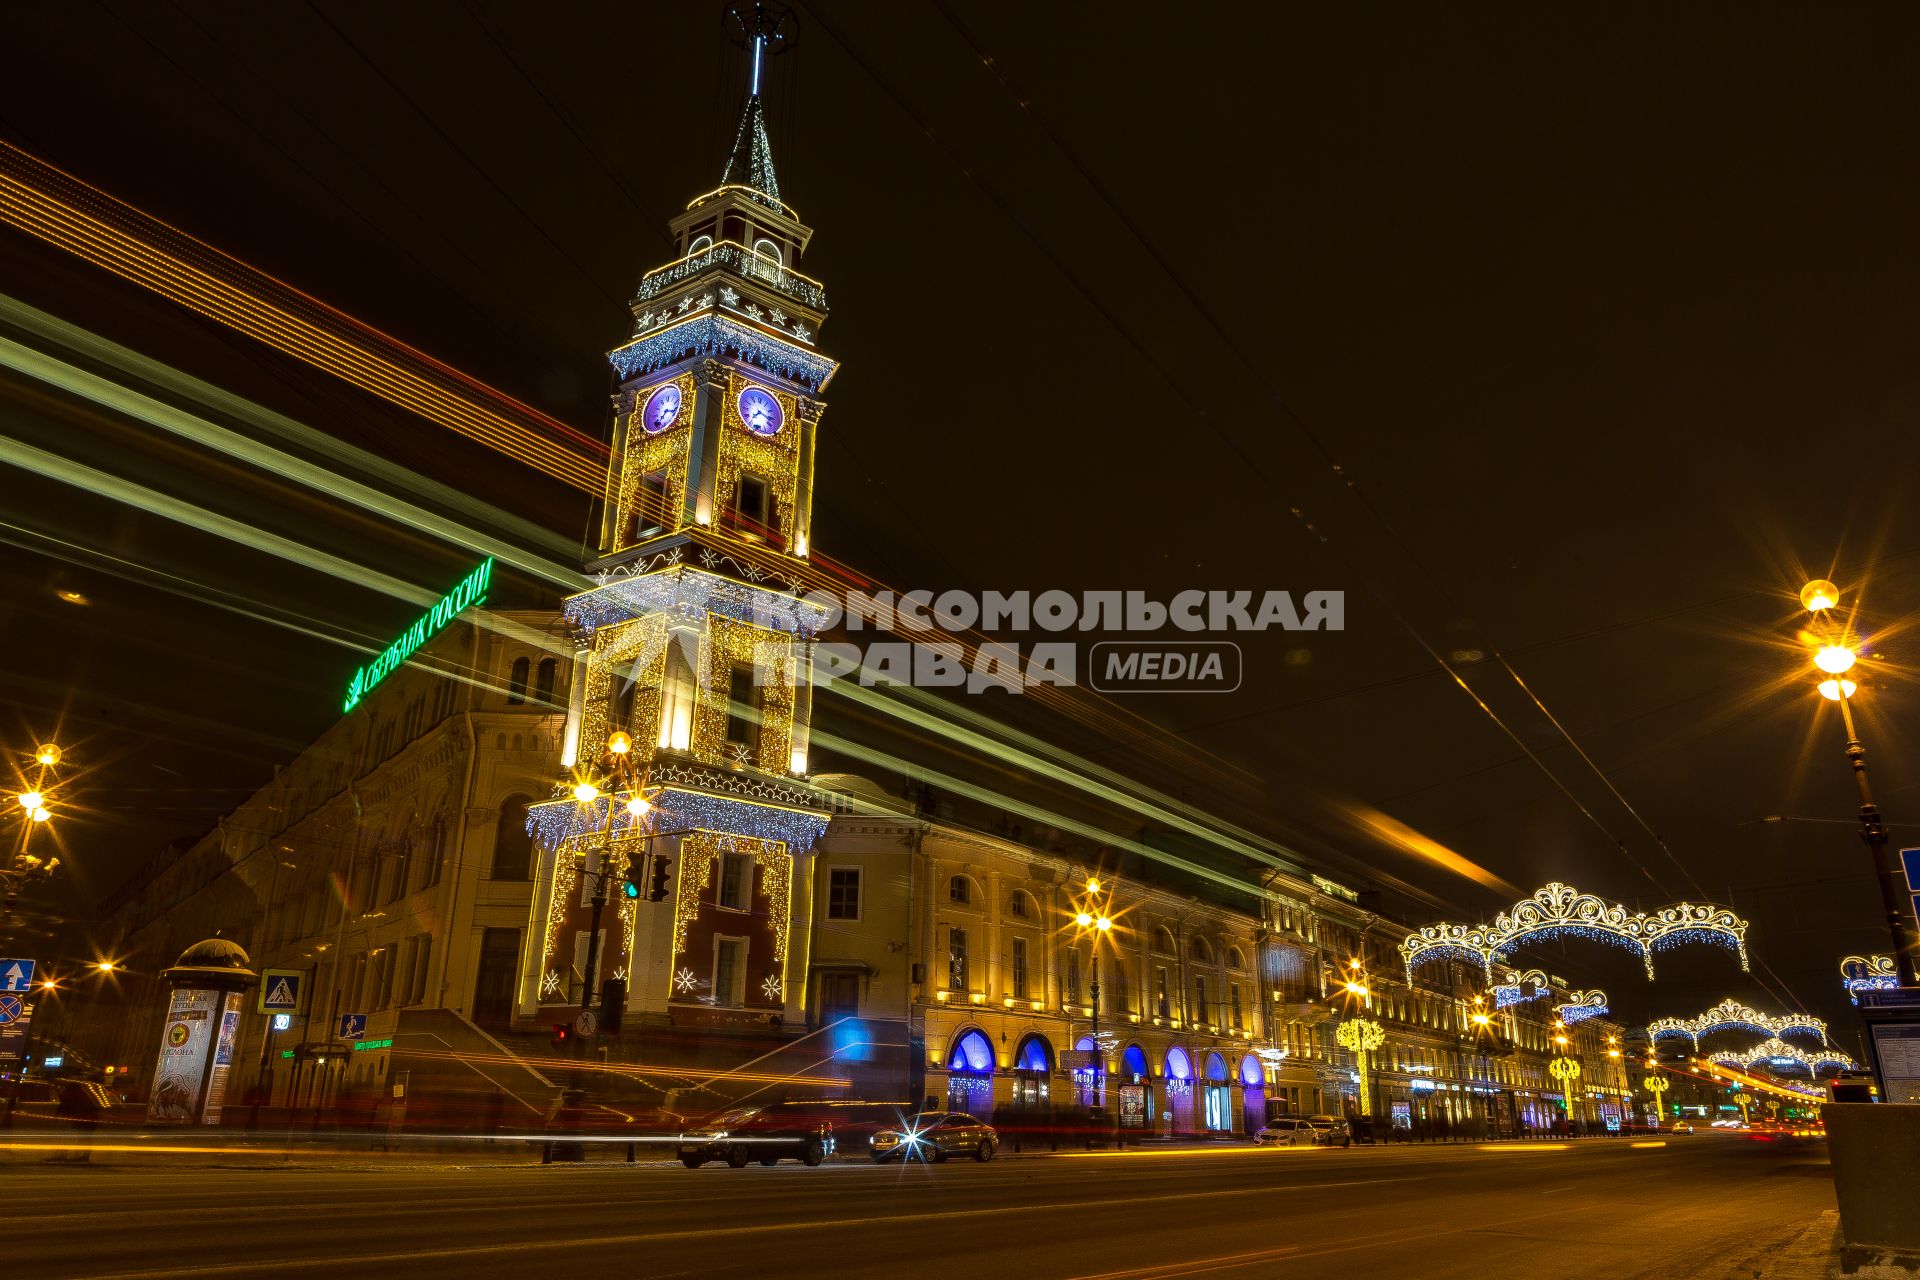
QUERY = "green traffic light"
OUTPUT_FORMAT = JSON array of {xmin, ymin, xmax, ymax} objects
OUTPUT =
[{"xmin": 622, "ymin": 879, "xmax": 640, "ymax": 900}]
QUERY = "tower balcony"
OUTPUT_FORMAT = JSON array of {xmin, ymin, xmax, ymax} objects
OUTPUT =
[{"xmin": 635, "ymin": 240, "xmax": 827, "ymax": 314}]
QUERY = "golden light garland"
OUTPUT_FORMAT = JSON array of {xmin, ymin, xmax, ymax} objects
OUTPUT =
[
  {"xmin": 692, "ymin": 613, "xmax": 795, "ymax": 771},
  {"xmin": 712, "ymin": 372, "xmax": 800, "ymax": 542},
  {"xmin": 580, "ymin": 614, "xmax": 671, "ymax": 764}
]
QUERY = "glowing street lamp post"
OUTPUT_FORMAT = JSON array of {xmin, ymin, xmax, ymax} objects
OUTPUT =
[
  {"xmin": 1336, "ymin": 1017, "xmax": 1385, "ymax": 1120},
  {"xmin": 1073, "ymin": 879, "xmax": 1114, "ymax": 1122},
  {"xmin": 1643, "ymin": 1072, "xmax": 1669, "ymax": 1127},
  {"xmin": 1799, "ymin": 580, "xmax": 1919, "ymax": 985}
]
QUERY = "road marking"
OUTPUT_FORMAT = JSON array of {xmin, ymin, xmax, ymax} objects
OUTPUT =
[
  {"xmin": 1068, "ymin": 1244, "xmax": 1301, "ymax": 1280},
  {"xmin": 84, "ymin": 1177, "xmax": 1423, "ymax": 1279}
]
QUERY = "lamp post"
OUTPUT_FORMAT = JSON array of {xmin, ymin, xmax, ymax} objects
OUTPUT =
[
  {"xmin": 6, "ymin": 741, "xmax": 64, "ymax": 913},
  {"xmin": 1072, "ymin": 878, "xmax": 1114, "ymax": 1113},
  {"xmin": 1798, "ymin": 579, "xmax": 1918, "ymax": 985},
  {"xmin": 1336, "ymin": 1017, "xmax": 1385, "ymax": 1119}
]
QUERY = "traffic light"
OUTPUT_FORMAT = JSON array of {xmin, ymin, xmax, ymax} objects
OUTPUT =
[
  {"xmin": 550, "ymin": 1023, "xmax": 571, "ymax": 1050},
  {"xmin": 621, "ymin": 868, "xmax": 641, "ymax": 900},
  {"xmin": 648, "ymin": 856, "xmax": 672, "ymax": 901}
]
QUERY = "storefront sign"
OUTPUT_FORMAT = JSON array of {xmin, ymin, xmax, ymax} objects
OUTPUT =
[{"xmin": 343, "ymin": 557, "xmax": 493, "ymax": 713}]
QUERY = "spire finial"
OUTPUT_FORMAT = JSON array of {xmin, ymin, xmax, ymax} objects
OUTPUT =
[{"xmin": 719, "ymin": 3, "xmax": 797, "ymax": 206}]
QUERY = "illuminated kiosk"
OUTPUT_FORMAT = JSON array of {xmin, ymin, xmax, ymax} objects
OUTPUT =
[
  {"xmin": 147, "ymin": 938, "xmax": 255, "ymax": 1126},
  {"xmin": 520, "ymin": 68, "xmax": 856, "ymax": 1094}
]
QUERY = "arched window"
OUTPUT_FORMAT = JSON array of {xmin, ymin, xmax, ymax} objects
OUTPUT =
[
  {"xmin": 1189, "ymin": 935, "xmax": 1212, "ymax": 963},
  {"xmin": 1166, "ymin": 1046, "xmax": 1192, "ymax": 1081},
  {"xmin": 1204, "ymin": 1052, "xmax": 1228, "ymax": 1083},
  {"xmin": 1226, "ymin": 947, "xmax": 1246, "ymax": 971},
  {"xmin": 947, "ymin": 875, "xmax": 972, "ymax": 905},
  {"xmin": 507, "ymin": 656, "xmax": 529, "ymax": 704},
  {"xmin": 1239, "ymin": 1054, "xmax": 1265, "ymax": 1087},
  {"xmin": 1152, "ymin": 926, "xmax": 1176, "ymax": 954},
  {"xmin": 492, "ymin": 795, "xmax": 534, "ymax": 881},
  {"xmin": 687, "ymin": 234, "xmax": 713, "ymax": 255},
  {"xmin": 1007, "ymin": 890, "xmax": 1030, "ymax": 919},
  {"xmin": 535, "ymin": 658, "xmax": 558, "ymax": 705},
  {"xmin": 1122, "ymin": 1044, "xmax": 1148, "ymax": 1082},
  {"xmin": 1013, "ymin": 1034, "xmax": 1052, "ymax": 1074},
  {"xmin": 947, "ymin": 1029, "xmax": 994, "ymax": 1074},
  {"xmin": 752, "ymin": 237, "xmax": 783, "ymax": 266}
]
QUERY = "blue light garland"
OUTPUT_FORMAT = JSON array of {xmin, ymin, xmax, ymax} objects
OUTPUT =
[{"xmin": 609, "ymin": 313, "xmax": 838, "ymax": 391}]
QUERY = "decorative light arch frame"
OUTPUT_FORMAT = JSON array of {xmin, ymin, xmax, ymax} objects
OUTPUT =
[
  {"xmin": 1707, "ymin": 1037, "xmax": 1855, "ymax": 1076},
  {"xmin": 1841, "ymin": 954, "xmax": 1897, "ymax": 1005},
  {"xmin": 1492, "ymin": 969, "xmax": 1550, "ymax": 1009},
  {"xmin": 1400, "ymin": 882, "xmax": 1750, "ymax": 980},
  {"xmin": 1648, "ymin": 999, "xmax": 1827, "ymax": 1049},
  {"xmin": 1555, "ymin": 990, "xmax": 1610, "ymax": 1026}
]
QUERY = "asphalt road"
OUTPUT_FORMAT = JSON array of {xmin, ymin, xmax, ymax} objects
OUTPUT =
[{"xmin": 0, "ymin": 1133, "xmax": 1834, "ymax": 1279}]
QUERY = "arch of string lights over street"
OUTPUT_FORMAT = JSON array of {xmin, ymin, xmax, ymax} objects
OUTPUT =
[
  {"xmin": 1399, "ymin": 882, "xmax": 1751, "ymax": 981},
  {"xmin": 1485, "ymin": 969, "xmax": 1610, "ymax": 1024},
  {"xmin": 1647, "ymin": 999, "xmax": 1828, "ymax": 1050},
  {"xmin": 1841, "ymin": 954, "xmax": 1897, "ymax": 1004},
  {"xmin": 1706, "ymin": 1037, "xmax": 1855, "ymax": 1077}
]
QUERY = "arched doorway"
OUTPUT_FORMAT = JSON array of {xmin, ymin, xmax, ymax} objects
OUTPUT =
[
  {"xmin": 1239, "ymin": 1054, "xmax": 1267, "ymax": 1134},
  {"xmin": 1202, "ymin": 1052, "xmax": 1232, "ymax": 1133},
  {"xmin": 1012, "ymin": 1034, "xmax": 1054, "ymax": 1111},
  {"xmin": 946, "ymin": 1029, "xmax": 995, "ymax": 1117},
  {"xmin": 1073, "ymin": 1035, "xmax": 1101, "ymax": 1108},
  {"xmin": 1164, "ymin": 1047, "xmax": 1194, "ymax": 1135},
  {"xmin": 1118, "ymin": 1044, "xmax": 1151, "ymax": 1137}
]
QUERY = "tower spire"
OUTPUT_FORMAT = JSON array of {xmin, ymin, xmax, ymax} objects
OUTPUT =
[{"xmin": 719, "ymin": 2, "xmax": 797, "ymax": 205}]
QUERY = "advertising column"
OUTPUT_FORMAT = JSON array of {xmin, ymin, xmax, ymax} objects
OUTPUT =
[{"xmin": 146, "ymin": 939, "xmax": 256, "ymax": 1126}]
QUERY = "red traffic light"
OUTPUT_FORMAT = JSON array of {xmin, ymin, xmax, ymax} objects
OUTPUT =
[{"xmin": 550, "ymin": 1023, "xmax": 571, "ymax": 1048}]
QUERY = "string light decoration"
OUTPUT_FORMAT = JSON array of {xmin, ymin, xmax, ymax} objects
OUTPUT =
[
  {"xmin": 671, "ymin": 829, "xmax": 794, "ymax": 970},
  {"xmin": 1555, "ymin": 990, "xmax": 1610, "ymax": 1026},
  {"xmin": 613, "ymin": 376, "xmax": 694, "ymax": 550},
  {"xmin": 608, "ymin": 312, "xmax": 839, "ymax": 392},
  {"xmin": 711, "ymin": 371, "xmax": 801, "ymax": 546},
  {"xmin": 691, "ymin": 613, "xmax": 796, "ymax": 772},
  {"xmin": 1491, "ymin": 968, "xmax": 1551, "ymax": 1008},
  {"xmin": 1647, "ymin": 999, "xmax": 1828, "ymax": 1048},
  {"xmin": 577, "ymin": 614, "xmax": 670, "ymax": 765},
  {"xmin": 1841, "ymin": 954, "xmax": 1898, "ymax": 1004},
  {"xmin": 1400, "ymin": 882, "xmax": 1750, "ymax": 979},
  {"xmin": 565, "ymin": 564, "xmax": 828, "ymax": 642},
  {"xmin": 1336, "ymin": 1017, "xmax": 1386, "ymax": 1116},
  {"xmin": 1706, "ymin": 1038, "xmax": 1855, "ymax": 1076},
  {"xmin": 1642, "ymin": 1073, "xmax": 1669, "ymax": 1117}
]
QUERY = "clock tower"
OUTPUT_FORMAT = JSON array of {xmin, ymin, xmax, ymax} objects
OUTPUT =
[{"xmin": 522, "ymin": 16, "xmax": 838, "ymax": 1040}]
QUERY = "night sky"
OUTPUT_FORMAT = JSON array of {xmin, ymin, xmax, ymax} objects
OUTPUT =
[{"xmin": 5, "ymin": 2, "xmax": 1920, "ymax": 1046}]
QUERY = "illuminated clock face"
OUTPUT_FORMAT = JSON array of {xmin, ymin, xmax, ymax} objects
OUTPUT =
[
  {"xmin": 737, "ymin": 385, "xmax": 783, "ymax": 437},
  {"xmin": 641, "ymin": 384, "xmax": 682, "ymax": 434}
]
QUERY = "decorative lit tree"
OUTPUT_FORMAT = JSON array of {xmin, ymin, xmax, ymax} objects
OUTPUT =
[
  {"xmin": 1336, "ymin": 1017, "xmax": 1386, "ymax": 1116},
  {"xmin": 1643, "ymin": 1074, "xmax": 1669, "ymax": 1126},
  {"xmin": 1549, "ymin": 1055, "xmax": 1582, "ymax": 1121}
]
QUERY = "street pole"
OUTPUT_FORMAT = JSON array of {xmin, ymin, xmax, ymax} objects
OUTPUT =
[{"xmin": 1834, "ymin": 693, "xmax": 1919, "ymax": 984}]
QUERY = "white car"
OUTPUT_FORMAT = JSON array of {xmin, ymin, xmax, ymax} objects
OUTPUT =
[{"xmin": 1253, "ymin": 1117, "xmax": 1319, "ymax": 1147}]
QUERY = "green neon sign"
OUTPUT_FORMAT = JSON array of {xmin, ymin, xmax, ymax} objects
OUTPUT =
[
  {"xmin": 352, "ymin": 1038, "xmax": 394, "ymax": 1053},
  {"xmin": 343, "ymin": 558, "xmax": 493, "ymax": 712}
]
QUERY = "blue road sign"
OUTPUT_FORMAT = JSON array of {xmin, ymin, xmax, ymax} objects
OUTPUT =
[
  {"xmin": 338, "ymin": 1012, "xmax": 366, "ymax": 1041},
  {"xmin": 258, "ymin": 969, "xmax": 303, "ymax": 1014},
  {"xmin": 0, "ymin": 959, "xmax": 35, "ymax": 992},
  {"xmin": 1902, "ymin": 848, "xmax": 1920, "ymax": 891},
  {"xmin": 0, "ymin": 994, "xmax": 23, "ymax": 1025}
]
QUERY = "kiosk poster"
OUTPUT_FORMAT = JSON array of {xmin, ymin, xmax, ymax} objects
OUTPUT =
[{"xmin": 147, "ymin": 988, "xmax": 218, "ymax": 1123}]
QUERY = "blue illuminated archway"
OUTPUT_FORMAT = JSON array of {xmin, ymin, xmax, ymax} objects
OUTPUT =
[
  {"xmin": 1166, "ymin": 1046, "xmax": 1192, "ymax": 1081},
  {"xmin": 1239, "ymin": 1054, "xmax": 1264, "ymax": 1087},
  {"xmin": 1014, "ymin": 1033, "xmax": 1053, "ymax": 1074},
  {"xmin": 1122, "ymin": 1044, "xmax": 1148, "ymax": 1081},
  {"xmin": 1204, "ymin": 1052, "xmax": 1228, "ymax": 1083},
  {"xmin": 947, "ymin": 1029, "xmax": 994, "ymax": 1074}
]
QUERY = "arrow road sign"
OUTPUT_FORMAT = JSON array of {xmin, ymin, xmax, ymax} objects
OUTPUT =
[
  {"xmin": 338, "ymin": 1013, "xmax": 366, "ymax": 1041},
  {"xmin": 0, "ymin": 994, "xmax": 23, "ymax": 1025},
  {"xmin": 0, "ymin": 959, "xmax": 35, "ymax": 992}
]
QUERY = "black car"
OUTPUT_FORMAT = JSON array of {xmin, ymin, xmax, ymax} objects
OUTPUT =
[{"xmin": 678, "ymin": 1103, "xmax": 835, "ymax": 1168}]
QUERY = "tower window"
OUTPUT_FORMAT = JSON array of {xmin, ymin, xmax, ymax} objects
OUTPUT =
[
  {"xmin": 535, "ymin": 658, "xmax": 557, "ymax": 706},
  {"xmin": 732, "ymin": 473, "xmax": 771, "ymax": 537},
  {"xmin": 687, "ymin": 234, "xmax": 714, "ymax": 256},
  {"xmin": 752, "ymin": 237, "xmax": 783, "ymax": 267},
  {"xmin": 630, "ymin": 471, "xmax": 669, "ymax": 541},
  {"xmin": 724, "ymin": 663, "xmax": 759, "ymax": 749}
]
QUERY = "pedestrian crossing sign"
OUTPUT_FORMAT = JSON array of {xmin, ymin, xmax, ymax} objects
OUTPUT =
[{"xmin": 258, "ymin": 968, "xmax": 305, "ymax": 1014}]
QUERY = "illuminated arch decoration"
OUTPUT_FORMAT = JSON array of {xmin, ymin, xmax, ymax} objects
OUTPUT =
[
  {"xmin": 1204, "ymin": 1052, "xmax": 1229, "ymax": 1083},
  {"xmin": 1400, "ymin": 883, "xmax": 1750, "ymax": 980},
  {"xmin": 1555, "ymin": 990, "xmax": 1610, "ymax": 1026},
  {"xmin": 1648, "ymin": 999, "xmax": 1828, "ymax": 1049},
  {"xmin": 1013, "ymin": 1034, "xmax": 1053, "ymax": 1074},
  {"xmin": 1240, "ymin": 1054, "xmax": 1265, "ymax": 1087},
  {"xmin": 1492, "ymin": 969, "xmax": 1551, "ymax": 1009},
  {"xmin": 1841, "ymin": 954, "xmax": 1897, "ymax": 1005},
  {"xmin": 1707, "ymin": 1037, "xmax": 1855, "ymax": 1076},
  {"xmin": 1121, "ymin": 1044, "xmax": 1149, "ymax": 1082},
  {"xmin": 947, "ymin": 1029, "xmax": 995, "ymax": 1074}
]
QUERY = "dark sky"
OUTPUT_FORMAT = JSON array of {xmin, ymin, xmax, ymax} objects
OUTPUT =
[{"xmin": 4, "ymin": 1, "xmax": 1919, "ymax": 1044}]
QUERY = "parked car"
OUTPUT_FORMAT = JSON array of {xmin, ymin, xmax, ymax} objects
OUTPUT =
[
  {"xmin": 1252, "ymin": 1117, "xmax": 1319, "ymax": 1147},
  {"xmin": 4, "ymin": 1079, "xmax": 120, "ymax": 1129},
  {"xmin": 870, "ymin": 1111, "xmax": 997, "ymax": 1163},
  {"xmin": 1303, "ymin": 1115, "xmax": 1354, "ymax": 1148},
  {"xmin": 678, "ymin": 1103, "xmax": 834, "ymax": 1168}
]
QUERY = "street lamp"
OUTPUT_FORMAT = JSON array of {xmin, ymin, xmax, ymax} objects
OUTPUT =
[
  {"xmin": 1072, "ymin": 879, "xmax": 1114, "ymax": 1113},
  {"xmin": 1798, "ymin": 579, "xmax": 1918, "ymax": 985}
]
